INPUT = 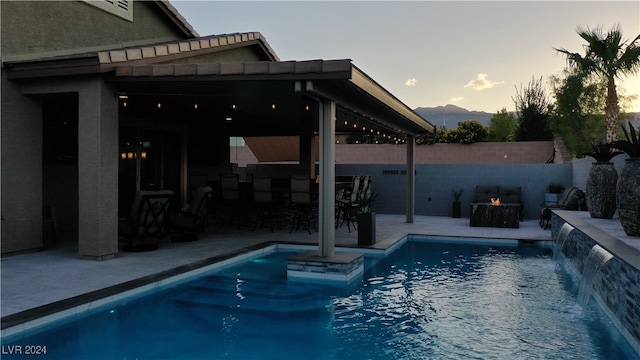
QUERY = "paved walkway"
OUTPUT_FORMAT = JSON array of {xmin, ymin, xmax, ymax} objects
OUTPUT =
[{"xmin": 1, "ymin": 214, "xmax": 553, "ymax": 320}]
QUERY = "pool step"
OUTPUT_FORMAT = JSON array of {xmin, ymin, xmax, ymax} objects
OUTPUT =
[{"xmin": 174, "ymin": 276, "xmax": 332, "ymax": 315}]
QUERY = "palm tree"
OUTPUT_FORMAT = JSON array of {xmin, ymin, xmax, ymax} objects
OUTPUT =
[{"xmin": 555, "ymin": 24, "xmax": 640, "ymax": 142}]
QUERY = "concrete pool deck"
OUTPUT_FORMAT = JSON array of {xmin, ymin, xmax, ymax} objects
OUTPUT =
[{"xmin": 1, "ymin": 213, "xmax": 635, "ymax": 328}]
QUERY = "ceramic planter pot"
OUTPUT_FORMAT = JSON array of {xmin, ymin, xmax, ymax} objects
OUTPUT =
[
  {"xmin": 586, "ymin": 162, "xmax": 617, "ymax": 219},
  {"xmin": 616, "ymin": 158, "xmax": 640, "ymax": 236}
]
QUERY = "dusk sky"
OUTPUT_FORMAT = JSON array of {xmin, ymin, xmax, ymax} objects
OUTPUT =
[{"xmin": 170, "ymin": 1, "xmax": 640, "ymax": 113}]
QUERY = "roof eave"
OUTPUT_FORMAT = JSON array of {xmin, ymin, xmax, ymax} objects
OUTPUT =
[{"xmin": 154, "ymin": 0, "xmax": 200, "ymax": 38}]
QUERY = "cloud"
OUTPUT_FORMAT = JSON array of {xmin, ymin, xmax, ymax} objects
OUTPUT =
[
  {"xmin": 405, "ymin": 78, "xmax": 418, "ymax": 87},
  {"xmin": 464, "ymin": 73, "xmax": 504, "ymax": 91},
  {"xmin": 450, "ymin": 97, "xmax": 464, "ymax": 103}
]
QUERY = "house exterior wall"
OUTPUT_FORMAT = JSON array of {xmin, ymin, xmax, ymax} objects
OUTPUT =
[
  {"xmin": 1, "ymin": 1, "xmax": 187, "ymax": 58},
  {"xmin": 1, "ymin": 72, "xmax": 44, "ymax": 253},
  {"xmin": 0, "ymin": 0, "xmax": 187, "ymax": 256}
]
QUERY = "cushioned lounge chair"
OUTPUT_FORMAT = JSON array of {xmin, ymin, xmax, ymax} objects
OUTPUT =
[
  {"xmin": 539, "ymin": 186, "xmax": 584, "ymax": 229},
  {"xmin": 119, "ymin": 190, "xmax": 174, "ymax": 251}
]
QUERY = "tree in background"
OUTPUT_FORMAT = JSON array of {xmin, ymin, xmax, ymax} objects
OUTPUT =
[
  {"xmin": 488, "ymin": 108, "xmax": 517, "ymax": 142},
  {"xmin": 555, "ymin": 24, "xmax": 640, "ymax": 142},
  {"xmin": 512, "ymin": 77, "xmax": 554, "ymax": 141},
  {"xmin": 548, "ymin": 69, "xmax": 606, "ymax": 158},
  {"xmin": 416, "ymin": 126, "xmax": 443, "ymax": 145},
  {"xmin": 441, "ymin": 120, "xmax": 489, "ymax": 144}
]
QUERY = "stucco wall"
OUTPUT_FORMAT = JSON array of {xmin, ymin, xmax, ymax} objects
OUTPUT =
[
  {"xmin": 1, "ymin": 72, "xmax": 44, "ymax": 253},
  {"xmin": 1, "ymin": 1, "xmax": 186, "ymax": 57},
  {"xmin": 335, "ymin": 163, "xmax": 572, "ymax": 219},
  {"xmin": 336, "ymin": 142, "xmax": 555, "ymax": 164},
  {"xmin": 232, "ymin": 141, "xmax": 557, "ymax": 167}
]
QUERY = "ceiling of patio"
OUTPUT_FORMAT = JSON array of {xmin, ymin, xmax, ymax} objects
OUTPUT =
[{"xmin": 111, "ymin": 60, "xmax": 435, "ymax": 138}]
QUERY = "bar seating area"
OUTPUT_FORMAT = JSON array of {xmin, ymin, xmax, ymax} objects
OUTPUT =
[{"xmin": 183, "ymin": 169, "xmax": 375, "ymax": 237}]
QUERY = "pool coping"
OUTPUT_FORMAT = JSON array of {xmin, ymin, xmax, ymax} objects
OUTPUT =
[{"xmin": 0, "ymin": 241, "xmax": 277, "ymax": 332}]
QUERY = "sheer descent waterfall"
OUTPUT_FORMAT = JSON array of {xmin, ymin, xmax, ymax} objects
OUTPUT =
[
  {"xmin": 553, "ymin": 223, "xmax": 574, "ymax": 261},
  {"xmin": 577, "ymin": 245, "xmax": 613, "ymax": 308}
]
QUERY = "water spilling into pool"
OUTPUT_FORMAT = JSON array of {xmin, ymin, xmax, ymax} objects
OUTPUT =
[{"xmin": 2, "ymin": 237, "xmax": 636, "ymax": 359}]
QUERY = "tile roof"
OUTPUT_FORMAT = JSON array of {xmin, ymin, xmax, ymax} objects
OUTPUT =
[
  {"xmin": 98, "ymin": 32, "xmax": 279, "ymax": 65},
  {"xmin": 5, "ymin": 32, "xmax": 279, "ymax": 79}
]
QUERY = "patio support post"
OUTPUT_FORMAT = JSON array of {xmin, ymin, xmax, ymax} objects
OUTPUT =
[
  {"xmin": 406, "ymin": 134, "xmax": 415, "ymax": 223},
  {"xmin": 299, "ymin": 132, "xmax": 314, "ymax": 178},
  {"xmin": 77, "ymin": 81, "xmax": 119, "ymax": 259},
  {"xmin": 318, "ymin": 100, "xmax": 336, "ymax": 257}
]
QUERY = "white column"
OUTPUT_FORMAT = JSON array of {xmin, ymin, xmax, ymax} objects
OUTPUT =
[
  {"xmin": 406, "ymin": 135, "xmax": 415, "ymax": 223},
  {"xmin": 318, "ymin": 100, "xmax": 336, "ymax": 257}
]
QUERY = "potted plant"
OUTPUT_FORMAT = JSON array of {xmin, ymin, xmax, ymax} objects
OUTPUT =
[
  {"xmin": 451, "ymin": 188, "xmax": 464, "ymax": 218},
  {"xmin": 545, "ymin": 183, "xmax": 565, "ymax": 203},
  {"xmin": 583, "ymin": 142, "xmax": 622, "ymax": 219},
  {"xmin": 357, "ymin": 188, "xmax": 379, "ymax": 245},
  {"xmin": 611, "ymin": 122, "xmax": 640, "ymax": 236}
]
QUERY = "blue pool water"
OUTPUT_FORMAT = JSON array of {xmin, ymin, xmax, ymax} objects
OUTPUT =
[{"xmin": 2, "ymin": 237, "xmax": 637, "ymax": 359}]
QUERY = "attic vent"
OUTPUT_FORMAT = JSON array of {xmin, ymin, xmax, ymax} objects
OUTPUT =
[
  {"xmin": 116, "ymin": 0, "xmax": 129, "ymax": 11},
  {"xmin": 82, "ymin": 0, "xmax": 133, "ymax": 22}
]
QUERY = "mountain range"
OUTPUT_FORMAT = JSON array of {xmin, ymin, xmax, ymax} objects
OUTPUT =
[
  {"xmin": 413, "ymin": 104, "xmax": 494, "ymax": 128},
  {"xmin": 414, "ymin": 104, "xmax": 640, "ymax": 129}
]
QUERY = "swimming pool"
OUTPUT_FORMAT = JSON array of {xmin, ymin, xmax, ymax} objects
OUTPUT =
[{"xmin": 2, "ymin": 236, "xmax": 637, "ymax": 359}]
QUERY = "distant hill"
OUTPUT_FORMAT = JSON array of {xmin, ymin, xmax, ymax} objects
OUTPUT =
[
  {"xmin": 414, "ymin": 104, "xmax": 640, "ymax": 129},
  {"xmin": 414, "ymin": 105, "xmax": 494, "ymax": 128}
]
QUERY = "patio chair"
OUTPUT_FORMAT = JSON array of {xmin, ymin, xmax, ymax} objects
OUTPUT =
[
  {"xmin": 336, "ymin": 175, "xmax": 364, "ymax": 232},
  {"xmin": 252, "ymin": 176, "xmax": 278, "ymax": 232},
  {"xmin": 219, "ymin": 173, "xmax": 243, "ymax": 227},
  {"xmin": 290, "ymin": 175, "xmax": 316, "ymax": 234},
  {"xmin": 119, "ymin": 190, "xmax": 174, "ymax": 251},
  {"xmin": 539, "ymin": 186, "xmax": 584, "ymax": 229},
  {"xmin": 170, "ymin": 186, "xmax": 213, "ymax": 242}
]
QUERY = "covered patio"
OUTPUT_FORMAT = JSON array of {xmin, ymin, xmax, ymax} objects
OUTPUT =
[{"xmin": 113, "ymin": 59, "xmax": 435, "ymax": 258}]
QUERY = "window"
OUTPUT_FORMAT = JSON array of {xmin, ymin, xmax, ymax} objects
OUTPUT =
[{"xmin": 81, "ymin": 0, "xmax": 132, "ymax": 22}]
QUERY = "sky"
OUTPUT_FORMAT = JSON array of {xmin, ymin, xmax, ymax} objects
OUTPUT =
[{"xmin": 169, "ymin": 1, "xmax": 640, "ymax": 113}]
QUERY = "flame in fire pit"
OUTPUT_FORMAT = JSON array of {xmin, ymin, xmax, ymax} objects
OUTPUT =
[{"xmin": 491, "ymin": 197, "xmax": 501, "ymax": 206}]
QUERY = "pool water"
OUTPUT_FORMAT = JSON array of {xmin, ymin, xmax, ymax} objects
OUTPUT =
[{"xmin": 2, "ymin": 238, "xmax": 636, "ymax": 359}]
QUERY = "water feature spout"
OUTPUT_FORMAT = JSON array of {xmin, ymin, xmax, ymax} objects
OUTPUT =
[
  {"xmin": 553, "ymin": 223, "xmax": 574, "ymax": 261},
  {"xmin": 577, "ymin": 244, "xmax": 613, "ymax": 309}
]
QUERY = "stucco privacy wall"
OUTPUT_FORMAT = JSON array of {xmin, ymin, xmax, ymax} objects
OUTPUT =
[
  {"xmin": 335, "ymin": 142, "xmax": 556, "ymax": 164},
  {"xmin": 335, "ymin": 163, "xmax": 573, "ymax": 219},
  {"xmin": 231, "ymin": 141, "xmax": 557, "ymax": 167}
]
